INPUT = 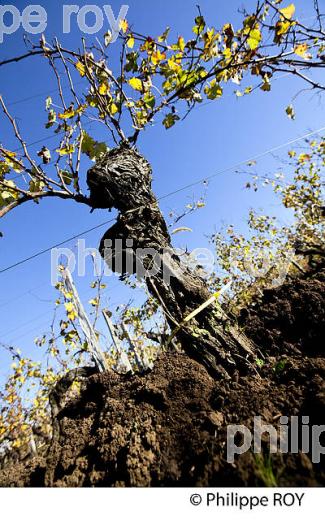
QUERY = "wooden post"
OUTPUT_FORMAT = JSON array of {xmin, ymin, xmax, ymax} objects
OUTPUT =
[
  {"xmin": 120, "ymin": 322, "xmax": 154, "ymax": 371},
  {"xmin": 102, "ymin": 310, "xmax": 133, "ymax": 374},
  {"xmin": 62, "ymin": 269, "xmax": 109, "ymax": 372}
]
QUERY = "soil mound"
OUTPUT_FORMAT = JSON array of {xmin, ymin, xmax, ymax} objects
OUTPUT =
[{"xmin": 1, "ymin": 270, "xmax": 324, "ymax": 487}]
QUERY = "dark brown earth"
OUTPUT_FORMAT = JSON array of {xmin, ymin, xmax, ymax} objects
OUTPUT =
[{"xmin": 0, "ymin": 268, "xmax": 324, "ymax": 487}]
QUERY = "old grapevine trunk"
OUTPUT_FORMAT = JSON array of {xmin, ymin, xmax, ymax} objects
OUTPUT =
[{"xmin": 87, "ymin": 145, "xmax": 256, "ymax": 378}]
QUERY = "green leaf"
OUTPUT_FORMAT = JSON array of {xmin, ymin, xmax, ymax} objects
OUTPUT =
[
  {"xmin": 193, "ymin": 15, "xmax": 206, "ymax": 35},
  {"xmin": 60, "ymin": 170, "xmax": 73, "ymax": 185},
  {"xmin": 0, "ymin": 150, "xmax": 23, "ymax": 172},
  {"xmin": 204, "ymin": 80, "xmax": 223, "ymax": 100},
  {"xmin": 81, "ymin": 131, "xmax": 108, "ymax": 161},
  {"xmin": 162, "ymin": 113, "xmax": 180, "ymax": 129},
  {"xmin": 45, "ymin": 96, "xmax": 52, "ymax": 110},
  {"xmin": 0, "ymin": 161, "xmax": 10, "ymax": 177},
  {"xmin": 0, "ymin": 180, "xmax": 19, "ymax": 207},
  {"xmin": 29, "ymin": 179, "xmax": 45, "ymax": 193},
  {"xmin": 125, "ymin": 52, "xmax": 139, "ymax": 73},
  {"xmin": 143, "ymin": 92, "xmax": 156, "ymax": 109}
]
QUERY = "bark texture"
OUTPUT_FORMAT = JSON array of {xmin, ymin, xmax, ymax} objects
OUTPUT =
[{"xmin": 87, "ymin": 145, "xmax": 256, "ymax": 378}]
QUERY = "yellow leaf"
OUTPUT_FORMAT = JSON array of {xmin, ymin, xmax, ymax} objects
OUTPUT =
[
  {"xmin": 56, "ymin": 145, "xmax": 75, "ymax": 156},
  {"xmin": 127, "ymin": 35, "xmax": 135, "ymax": 48},
  {"xmin": 247, "ymin": 28, "xmax": 262, "ymax": 50},
  {"xmin": 158, "ymin": 27, "xmax": 170, "ymax": 42},
  {"xmin": 151, "ymin": 50, "xmax": 166, "ymax": 65},
  {"xmin": 109, "ymin": 103, "xmax": 119, "ymax": 115},
  {"xmin": 1, "ymin": 180, "xmax": 19, "ymax": 200},
  {"xmin": 223, "ymin": 48, "xmax": 232, "ymax": 61},
  {"xmin": 178, "ymin": 36, "xmax": 185, "ymax": 52},
  {"xmin": 120, "ymin": 19, "xmax": 129, "ymax": 34},
  {"xmin": 279, "ymin": 3, "xmax": 295, "ymax": 19},
  {"xmin": 59, "ymin": 108, "xmax": 76, "ymax": 120},
  {"xmin": 76, "ymin": 103, "xmax": 87, "ymax": 114},
  {"xmin": 285, "ymin": 104, "xmax": 295, "ymax": 119},
  {"xmin": 275, "ymin": 20, "xmax": 291, "ymax": 37},
  {"xmin": 99, "ymin": 82, "xmax": 109, "ymax": 95},
  {"xmin": 298, "ymin": 153, "xmax": 311, "ymax": 163},
  {"xmin": 128, "ymin": 77, "xmax": 143, "ymax": 91},
  {"xmin": 167, "ymin": 58, "xmax": 181, "ymax": 72},
  {"xmin": 76, "ymin": 61, "xmax": 86, "ymax": 76},
  {"xmin": 65, "ymin": 301, "xmax": 77, "ymax": 321},
  {"xmin": 294, "ymin": 43, "xmax": 309, "ymax": 58}
]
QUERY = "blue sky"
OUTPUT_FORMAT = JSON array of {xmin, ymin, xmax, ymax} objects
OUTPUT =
[{"xmin": 0, "ymin": 0, "xmax": 324, "ymax": 377}]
